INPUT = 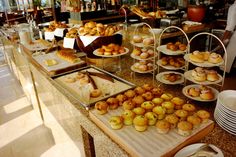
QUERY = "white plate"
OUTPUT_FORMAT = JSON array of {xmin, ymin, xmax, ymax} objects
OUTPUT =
[
  {"xmin": 184, "ymin": 54, "xmax": 224, "ymax": 67},
  {"xmin": 156, "ymin": 71, "xmax": 184, "ymax": 85},
  {"xmin": 156, "ymin": 60, "xmax": 185, "ymax": 70},
  {"xmin": 130, "ymin": 53, "xmax": 157, "ymax": 61},
  {"xmin": 157, "ymin": 45, "xmax": 186, "ymax": 55},
  {"xmin": 131, "ymin": 65, "xmax": 157, "ymax": 74},
  {"xmin": 174, "ymin": 143, "xmax": 224, "ymax": 157},
  {"xmin": 130, "ymin": 41, "xmax": 154, "ymax": 48},
  {"xmin": 184, "ymin": 70, "xmax": 223, "ymax": 85},
  {"xmin": 216, "ymin": 105, "xmax": 236, "ymax": 120},
  {"xmin": 217, "ymin": 90, "xmax": 236, "ymax": 112},
  {"xmin": 93, "ymin": 47, "xmax": 129, "ymax": 57},
  {"xmin": 214, "ymin": 112, "xmax": 236, "ymax": 134},
  {"xmin": 215, "ymin": 109, "xmax": 236, "ymax": 127},
  {"xmin": 182, "ymin": 84, "xmax": 219, "ymax": 102},
  {"xmin": 215, "ymin": 117, "xmax": 236, "ymax": 136}
]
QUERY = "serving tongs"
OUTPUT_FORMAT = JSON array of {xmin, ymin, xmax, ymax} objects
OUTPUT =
[
  {"xmin": 87, "ymin": 71, "xmax": 114, "ymax": 83},
  {"xmin": 85, "ymin": 71, "xmax": 98, "ymax": 90},
  {"xmin": 186, "ymin": 144, "xmax": 218, "ymax": 157}
]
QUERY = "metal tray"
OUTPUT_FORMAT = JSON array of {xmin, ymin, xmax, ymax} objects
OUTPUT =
[{"xmin": 52, "ymin": 65, "xmax": 136, "ymax": 109}]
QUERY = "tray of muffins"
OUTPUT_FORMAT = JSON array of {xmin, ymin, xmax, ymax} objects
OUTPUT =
[
  {"xmin": 182, "ymin": 84, "xmax": 219, "ymax": 102},
  {"xmin": 184, "ymin": 67, "xmax": 223, "ymax": 85},
  {"xmin": 53, "ymin": 65, "xmax": 135, "ymax": 108},
  {"xmin": 157, "ymin": 42, "xmax": 187, "ymax": 56},
  {"xmin": 89, "ymin": 84, "xmax": 214, "ymax": 157},
  {"xmin": 184, "ymin": 51, "xmax": 224, "ymax": 67}
]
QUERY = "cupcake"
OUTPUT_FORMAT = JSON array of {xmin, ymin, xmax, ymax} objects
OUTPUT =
[
  {"xmin": 145, "ymin": 112, "xmax": 158, "ymax": 126},
  {"xmin": 133, "ymin": 115, "xmax": 148, "ymax": 132},
  {"xmin": 177, "ymin": 121, "xmax": 193, "ymax": 136},
  {"xmin": 122, "ymin": 110, "xmax": 136, "ymax": 125},
  {"xmin": 156, "ymin": 120, "xmax": 171, "ymax": 134},
  {"xmin": 182, "ymin": 103, "xmax": 196, "ymax": 115},
  {"xmin": 175, "ymin": 109, "xmax": 188, "ymax": 121},
  {"xmin": 187, "ymin": 115, "xmax": 202, "ymax": 129},
  {"xmin": 122, "ymin": 100, "xmax": 136, "ymax": 110},
  {"xmin": 196, "ymin": 110, "xmax": 210, "ymax": 123},
  {"xmin": 165, "ymin": 114, "xmax": 179, "ymax": 128},
  {"xmin": 109, "ymin": 116, "xmax": 123, "ymax": 130},
  {"xmin": 132, "ymin": 107, "xmax": 146, "ymax": 115},
  {"xmin": 141, "ymin": 101, "xmax": 155, "ymax": 110}
]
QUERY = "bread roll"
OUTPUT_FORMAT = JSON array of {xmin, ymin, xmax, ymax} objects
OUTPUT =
[
  {"xmin": 109, "ymin": 116, "xmax": 123, "ymax": 130},
  {"xmin": 156, "ymin": 120, "xmax": 171, "ymax": 134},
  {"xmin": 177, "ymin": 121, "xmax": 193, "ymax": 136},
  {"xmin": 133, "ymin": 115, "xmax": 148, "ymax": 132}
]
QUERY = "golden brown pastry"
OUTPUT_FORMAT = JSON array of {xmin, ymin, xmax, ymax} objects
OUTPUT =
[
  {"xmin": 156, "ymin": 120, "xmax": 171, "ymax": 134},
  {"xmin": 141, "ymin": 101, "xmax": 155, "ymax": 110},
  {"xmin": 133, "ymin": 35, "xmax": 143, "ymax": 43},
  {"xmin": 133, "ymin": 107, "xmax": 146, "ymax": 115},
  {"xmin": 175, "ymin": 109, "xmax": 188, "ymax": 121},
  {"xmin": 124, "ymin": 90, "xmax": 136, "ymax": 98},
  {"xmin": 145, "ymin": 112, "xmax": 158, "ymax": 126},
  {"xmin": 191, "ymin": 67, "xmax": 207, "ymax": 82},
  {"xmin": 133, "ymin": 115, "xmax": 148, "ymax": 132},
  {"xmin": 134, "ymin": 86, "xmax": 146, "ymax": 95},
  {"xmin": 177, "ymin": 121, "xmax": 193, "ymax": 136},
  {"xmin": 122, "ymin": 100, "xmax": 136, "ymax": 110},
  {"xmin": 132, "ymin": 95, "xmax": 145, "ymax": 107},
  {"xmin": 109, "ymin": 116, "xmax": 123, "ymax": 130},
  {"xmin": 208, "ymin": 53, "xmax": 223, "ymax": 64},
  {"xmin": 187, "ymin": 87, "xmax": 201, "ymax": 97},
  {"xmin": 142, "ymin": 92, "xmax": 154, "ymax": 101},
  {"xmin": 199, "ymin": 86, "xmax": 214, "ymax": 100},
  {"xmin": 95, "ymin": 101, "xmax": 108, "ymax": 115},
  {"xmin": 196, "ymin": 110, "xmax": 210, "ymax": 123},
  {"xmin": 90, "ymin": 89, "xmax": 102, "ymax": 98},
  {"xmin": 106, "ymin": 97, "xmax": 119, "ymax": 110},
  {"xmin": 116, "ymin": 94, "xmax": 128, "ymax": 105},
  {"xmin": 187, "ymin": 115, "xmax": 201, "ymax": 128},
  {"xmin": 122, "ymin": 110, "xmax": 136, "ymax": 125},
  {"xmin": 206, "ymin": 70, "xmax": 219, "ymax": 82},
  {"xmin": 165, "ymin": 114, "xmax": 179, "ymax": 128}
]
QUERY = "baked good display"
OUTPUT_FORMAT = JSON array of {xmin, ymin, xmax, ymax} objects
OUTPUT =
[
  {"xmin": 65, "ymin": 28, "xmax": 79, "ymax": 38},
  {"xmin": 131, "ymin": 60, "xmax": 155, "ymax": 73},
  {"xmin": 44, "ymin": 21, "xmax": 68, "ymax": 32},
  {"xmin": 56, "ymin": 50, "xmax": 80, "ymax": 63},
  {"xmin": 130, "ymin": 6, "xmax": 166, "ymax": 19},
  {"xmin": 94, "ymin": 43, "xmax": 127, "ymax": 56},
  {"xmin": 183, "ymin": 85, "xmax": 217, "ymax": 101},
  {"xmin": 78, "ymin": 21, "xmax": 120, "ymax": 36},
  {"xmin": 159, "ymin": 56, "xmax": 185, "ymax": 69},
  {"xmin": 131, "ymin": 47, "xmax": 155, "ymax": 60},
  {"xmin": 109, "ymin": 116, "xmax": 124, "ymax": 130}
]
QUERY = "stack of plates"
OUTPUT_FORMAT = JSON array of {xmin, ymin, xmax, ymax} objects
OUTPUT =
[{"xmin": 214, "ymin": 90, "xmax": 236, "ymax": 135}]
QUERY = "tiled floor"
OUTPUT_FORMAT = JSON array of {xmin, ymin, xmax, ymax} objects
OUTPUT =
[{"xmin": 0, "ymin": 65, "xmax": 84, "ymax": 157}]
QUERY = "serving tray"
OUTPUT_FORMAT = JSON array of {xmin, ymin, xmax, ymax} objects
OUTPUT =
[{"xmin": 89, "ymin": 107, "xmax": 214, "ymax": 157}]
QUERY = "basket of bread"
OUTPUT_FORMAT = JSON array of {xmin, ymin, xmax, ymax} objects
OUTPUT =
[
  {"xmin": 44, "ymin": 21, "xmax": 69, "ymax": 41},
  {"xmin": 75, "ymin": 21, "xmax": 123, "ymax": 58}
]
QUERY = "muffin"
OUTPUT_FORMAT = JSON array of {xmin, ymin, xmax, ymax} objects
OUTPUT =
[
  {"xmin": 196, "ymin": 110, "xmax": 210, "ymax": 123},
  {"xmin": 133, "ymin": 115, "xmax": 148, "ymax": 132},
  {"xmin": 152, "ymin": 87, "xmax": 164, "ymax": 96},
  {"xmin": 156, "ymin": 120, "xmax": 171, "ymax": 134},
  {"xmin": 165, "ymin": 114, "xmax": 179, "ymax": 128},
  {"xmin": 152, "ymin": 98, "xmax": 164, "ymax": 106},
  {"xmin": 132, "ymin": 107, "xmax": 146, "ymax": 115},
  {"xmin": 182, "ymin": 103, "xmax": 196, "ymax": 115},
  {"xmin": 116, "ymin": 94, "xmax": 128, "ymax": 105},
  {"xmin": 142, "ymin": 92, "xmax": 154, "ymax": 101},
  {"xmin": 122, "ymin": 110, "xmax": 136, "ymax": 125},
  {"xmin": 171, "ymin": 97, "xmax": 185, "ymax": 109},
  {"xmin": 160, "ymin": 93, "xmax": 173, "ymax": 101},
  {"xmin": 95, "ymin": 101, "xmax": 108, "ymax": 115},
  {"xmin": 109, "ymin": 116, "xmax": 124, "ymax": 130},
  {"xmin": 132, "ymin": 95, "xmax": 145, "ymax": 107},
  {"xmin": 122, "ymin": 100, "xmax": 136, "ymax": 110},
  {"xmin": 187, "ymin": 115, "xmax": 202, "ymax": 129},
  {"xmin": 106, "ymin": 97, "xmax": 119, "ymax": 110},
  {"xmin": 142, "ymin": 84, "xmax": 153, "ymax": 91},
  {"xmin": 145, "ymin": 112, "xmax": 158, "ymax": 126},
  {"xmin": 175, "ymin": 109, "xmax": 188, "ymax": 121},
  {"xmin": 177, "ymin": 121, "xmax": 193, "ymax": 136},
  {"xmin": 141, "ymin": 101, "xmax": 155, "ymax": 110},
  {"xmin": 134, "ymin": 86, "xmax": 146, "ymax": 95},
  {"xmin": 124, "ymin": 90, "xmax": 136, "ymax": 98}
]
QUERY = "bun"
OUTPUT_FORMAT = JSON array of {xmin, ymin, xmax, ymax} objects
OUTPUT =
[
  {"xmin": 177, "ymin": 121, "xmax": 193, "ymax": 136},
  {"xmin": 156, "ymin": 120, "xmax": 171, "ymax": 134},
  {"xmin": 122, "ymin": 100, "xmax": 135, "ymax": 110},
  {"xmin": 132, "ymin": 107, "xmax": 146, "ymax": 115},
  {"xmin": 145, "ymin": 112, "xmax": 158, "ymax": 126},
  {"xmin": 143, "ymin": 37, "xmax": 154, "ymax": 46},
  {"xmin": 187, "ymin": 87, "xmax": 200, "ymax": 97},
  {"xmin": 200, "ymin": 89, "xmax": 214, "ymax": 100},
  {"xmin": 132, "ymin": 95, "xmax": 145, "ymax": 106},
  {"xmin": 160, "ymin": 93, "xmax": 173, "ymax": 101},
  {"xmin": 116, "ymin": 94, "xmax": 128, "ymax": 105},
  {"xmin": 187, "ymin": 116, "xmax": 201, "ymax": 128},
  {"xmin": 189, "ymin": 53, "xmax": 204, "ymax": 63},
  {"xmin": 175, "ymin": 110, "xmax": 188, "ymax": 120},
  {"xmin": 197, "ymin": 110, "xmax": 210, "ymax": 123},
  {"xmin": 140, "ymin": 52, "xmax": 149, "ymax": 59},
  {"xmin": 179, "ymin": 44, "xmax": 187, "ymax": 51},
  {"xmin": 132, "ymin": 48, "xmax": 142, "ymax": 56},
  {"xmin": 106, "ymin": 97, "xmax": 119, "ymax": 110},
  {"xmin": 192, "ymin": 67, "xmax": 207, "ymax": 82},
  {"xmin": 109, "ymin": 116, "xmax": 123, "ymax": 130},
  {"xmin": 171, "ymin": 97, "xmax": 185, "ymax": 106},
  {"xmin": 182, "ymin": 103, "xmax": 196, "ymax": 112},
  {"xmin": 165, "ymin": 114, "xmax": 179, "ymax": 128},
  {"xmin": 208, "ymin": 53, "xmax": 223, "ymax": 64},
  {"xmin": 207, "ymin": 70, "xmax": 219, "ymax": 82},
  {"xmin": 142, "ymin": 84, "xmax": 153, "ymax": 91},
  {"xmin": 133, "ymin": 35, "xmax": 143, "ymax": 43},
  {"xmin": 124, "ymin": 90, "xmax": 136, "ymax": 98},
  {"xmin": 134, "ymin": 86, "xmax": 146, "ymax": 95},
  {"xmin": 95, "ymin": 101, "xmax": 108, "ymax": 115},
  {"xmin": 133, "ymin": 115, "xmax": 148, "ymax": 132},
  {"xmin": 141, "ymin": 101, "xmax": 155, "ymax": 110},
  {"xmin": 122, "ymin": 110, "xmax": 136, "ymax": 125}
]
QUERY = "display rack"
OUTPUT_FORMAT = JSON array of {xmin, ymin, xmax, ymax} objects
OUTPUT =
[
  {"xmin": 156, "ymin": 26, "xmax": 189, "ymax": 85},
  {"xmin": 130, "ymin": 22, "xmax": 157, "ymax": 85},
  {"xmin": 183, "ymin": 32, "xmax": 227, "ymax": 102}
]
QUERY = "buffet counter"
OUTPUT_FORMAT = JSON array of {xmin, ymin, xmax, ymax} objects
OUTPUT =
[{"xmin": 1, "ymin": 24, "xmax": 235, "ymax": 157}]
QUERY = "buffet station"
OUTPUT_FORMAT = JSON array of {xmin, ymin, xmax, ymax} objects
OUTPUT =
[{"xmin": 1, "ymin": 6, "xmax": 235, "ymax": 156}]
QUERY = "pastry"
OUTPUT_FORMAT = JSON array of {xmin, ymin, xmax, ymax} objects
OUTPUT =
[
  {"xmin": 152, "ymin": 87, "xmax": 163, "ymax": 96},
  {"xmin": 191, "ymin": 67, "xmax": 207, "ymax": 82},
  {"xmin": 132, "ymin": 95, "xmax": 145, "ymax": 107},
  {"xmin": 116, "ymin": 94, "xmax": 128, "ymax": 105},
  {"xmin": 206, "ymin": 70, "xmax": 219, "ymax": 82},
  {"xmin": 124, "ymin": 90, "xmax": 136, "ymax": 98},
  {"xmin": 160, "ymin": 93, "xmax": 173, "ymax": 101},
  {"xmin": 152, "ymin": 98, "xmax": 164, "ymax": 106},
  {"xmin": 143, "ymin": 37, "xmax": 154, "ymax": 46},
  {"xmin": 169, "ymin": 44, "xmax": 178, "ymax": 51},
  {"xmin": 141, "ymin": 101, "xmax": 155, "ymax": 110},
  {"xmin": 138, "ymin": 64, "xmax": 148, "ymax": 71},
  {"xmin": 177, "ymin": 121, "xmax": 193, "ymax": 136},
  {"xmin": 171, "ymin": 97, "xmax": 185, "ymax": 106},
  {"xmin": 90, "ymin": 89, "xmax": 102, "ymax": 98},
  {"xmin": 122, "ymin": 110, "xmax": 136, "ymax": 125},
  {"xmin": 179, "ymin": 44, "xmax": 187, "ymax": 51},
  {"xmin": 132, "ymin": 48, "xmax": 142, "ymax": 56},
  {"xmin": 165, "ymin": 114, "xmax": 179, "ymax": 128},
  {"xmin": 109, "ymin": 116, "xmax": 123, "ymax": 130},
  {"xmin": 95, "ymin": 101, "xmax": 108, "ymax": 115},
  {"xmin": 142, "ymin": 84, "xmax": 153, "ymax": 91},
  {"xmin": 140, "ymin": 52, "xmax": 149, "ymax": 59},
  {"xmin": 56, "ymin": 50, "xmax": 80, "ymax": 63},
  {"xmin": 142, "ymin": 92, "xmax": 154, "ymax": 101},
  {"xmin": 196, "ymin": 110, "xmax": 210, "ymax": 123},
  {"xmin": 189, "ymin": 51, "xmax": 204, "ymax": 63},
  {"xmin": 163, "ymin": 73, "xmax": 181, "ymax": 82},
  {"xmin": 175, "ymin": 109, "xmax": 188, "ymax": 121},
  {"xmin": 134, "ymin": 86, "xmax": 146, "ymax": 95},
  {"xmin": 133, "ymin": 35, "xmax": 143, "ymax": 43},
  {"xmin": 156, "ymin": 120, "xmax": 171, "ymax": 134},
  {"xmin": 166, "ymin": 42, "xmax": 173, "ymax": 49},
  {"xmin": 122, "ymin": 100, "xmax": 135, "ymax": 110},
  {"xmin": 200, "ymin": 86, "xmax": 214, "ymax": 100},
  {"xmin": 187, "ymin": 115, "xmax": 201, "ymax": 129},
  {"xmin": 208, "ymin": 53, "xmax": 223, "ymax": 64},
  {"xmin": 182, "ymin": 103, "xmax": 196, "ymax": 114},
  {"xmin": 162, "ymin": 101, "xmax": 175, "ymax": 114},
  {"xmin": 187, "ymin": 87, "xmax": 200, "ymax": 97},
  {"xmin": 152, "ymin": 106, "xmax": 166, "ymax": 115},
  {"xmin": 145, "ymin": 112, "xmax": 158, "ymax": 126},
  {"xmin": 106, "ymin": 97, "xmax": 119, "ymax": 110},
  {"xmin": 133, "ymin": 115, "xmax": 148, "ymax": 132},
  {"xmin": 133, "ymin": 107, "xmax": 146, "ymax": 115}
]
